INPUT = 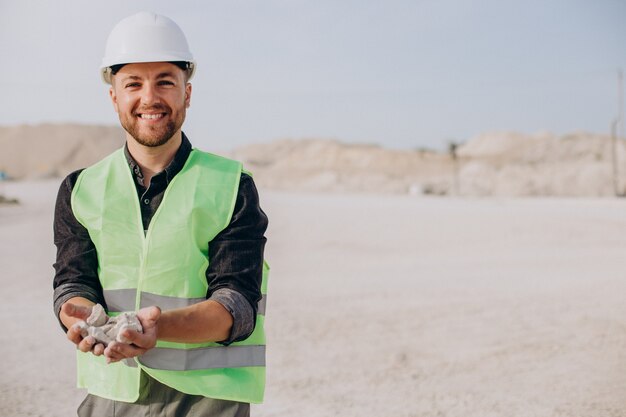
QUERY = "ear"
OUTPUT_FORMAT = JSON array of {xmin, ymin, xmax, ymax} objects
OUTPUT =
[
  {"xmin": 109, "ymin": 85, "xmax": 119, "ymax": 113},
  {"xmin": 185, "ymin": 82, "xmax": 192, "ymax": 109}
]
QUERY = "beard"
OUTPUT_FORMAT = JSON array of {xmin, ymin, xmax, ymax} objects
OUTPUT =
[{"xmin": 119, "ymin": 103, "xmax": 185, "ymax": 148}]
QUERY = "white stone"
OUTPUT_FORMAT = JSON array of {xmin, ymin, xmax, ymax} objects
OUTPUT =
[{"xmin": 77, "ymin": 304, "xmax": 143, "ymax": 346}]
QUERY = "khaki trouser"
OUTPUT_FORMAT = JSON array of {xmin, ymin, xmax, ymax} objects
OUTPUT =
[{"xmin": 77, "ymin": 371, "xmax": 250, "ymax": 417}]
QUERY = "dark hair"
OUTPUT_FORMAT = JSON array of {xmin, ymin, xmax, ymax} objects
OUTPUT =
[
  {"xmin": 110, "ymin": 64, "xmax": 126, "ymax": 75},
  {"xmin": 110, "ymin": 61, "xmax": 190, "ymax": 75}
]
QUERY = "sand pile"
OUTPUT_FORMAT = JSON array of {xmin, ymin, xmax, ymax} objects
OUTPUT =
[
  {"xmin": 457, "ymin": 131, "xmax": 626, "ymax": 196},
  {"xmin": 231, "ymin": 132, "xmax": 625, "ymax": 197},
  {"xmin": 230, "ymin": 138, "xmax": 453, "ymax": 194},
  {"xmin": 1, "ymin": 124, "xmax": 623, "ymax": 196},
  {"xmin": 0, "ymin": 124, "xmax": 124, "ymax": 179}
]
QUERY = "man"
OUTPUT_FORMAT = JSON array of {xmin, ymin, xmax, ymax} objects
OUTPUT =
[{"xmin": 52, "ymin": 12, "xmax": 268, "ymax": 417}]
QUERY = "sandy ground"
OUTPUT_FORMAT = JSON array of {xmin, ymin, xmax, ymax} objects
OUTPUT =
[{"xmin": 2, "ymin": 180, "xmax": 626, "ymax": 416}]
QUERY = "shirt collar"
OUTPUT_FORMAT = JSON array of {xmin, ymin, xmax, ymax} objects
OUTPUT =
[{"xmin": 124, "ymin": 132, "xmax": 193, "ymax": 187}]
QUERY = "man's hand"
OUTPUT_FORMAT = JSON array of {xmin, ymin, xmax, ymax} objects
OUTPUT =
[
  {"xmin": 104, "ymin": 306, "xmax": 161, "ymax": 364},
  {"xmin": 62, "ymin": 302, "xmax": 106, "ymax": 357}
]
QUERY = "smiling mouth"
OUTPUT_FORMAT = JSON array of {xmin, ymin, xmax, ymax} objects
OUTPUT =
[{"xmin": 138, "ymin": 113, "xmax": 166, "ymax": 120}]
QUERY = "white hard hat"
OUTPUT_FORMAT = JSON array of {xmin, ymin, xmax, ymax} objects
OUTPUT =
[{"xmin": 100, "ymin": 11, "xmax": 196, "ymax": 84}]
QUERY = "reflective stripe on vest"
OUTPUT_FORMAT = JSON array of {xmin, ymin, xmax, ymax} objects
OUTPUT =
[
  {"xmin": 72, "ymin": 148, "xmax": 267, "ymax": 404},
  {"xmin": 140, "ymin": 345, "xmax": 266, "ymax": 370},
  {"xmin": 104, "ymin": 289, "xmax": 268, "ymax": 316}
]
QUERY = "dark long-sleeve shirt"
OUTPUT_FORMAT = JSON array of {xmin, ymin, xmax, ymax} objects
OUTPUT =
[{"xmin": 52, "ymin": 133, "xmax": 268, "ymax": 344}]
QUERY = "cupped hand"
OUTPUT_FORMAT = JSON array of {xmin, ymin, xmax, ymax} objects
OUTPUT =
[
  {"xmin": 62, "ymin": 302, "xmax": 106, "ymax": 356},
  {"xmin": 104, "ymin": 306, "xmax": 161, "ymax": 363}
]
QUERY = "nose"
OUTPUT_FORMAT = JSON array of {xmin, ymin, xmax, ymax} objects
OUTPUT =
[{"xmin": 140, "ymin": 82, "xmax": 160, "ymax": 106}]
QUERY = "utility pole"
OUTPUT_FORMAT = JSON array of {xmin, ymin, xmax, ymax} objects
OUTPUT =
[
  {"xmin": 619, "ymin": 68, "xmax": 624, "ymax": 141},
  {"xmin": 448, "ymin": 142, "xmax": 460, "ymax": 196},
  {"xmin": 612, "ymin": 119, "xmax": 620, "ymax": 196},
  {"xmin": 611, "ymin": 69, "xmax": 624, "ymax": 196}
]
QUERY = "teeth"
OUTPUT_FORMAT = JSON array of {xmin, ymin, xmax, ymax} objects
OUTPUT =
[{"xmin": 140, "ymin": 114, "xmax": 164, "ymax": 120}]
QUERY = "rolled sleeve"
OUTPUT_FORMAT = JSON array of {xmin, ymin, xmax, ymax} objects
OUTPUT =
[
  {"xmin": 209, "ymin": 288, "xmax": 256, "ymax": 345},
  {"xmin": 53, "ymin": 283, "xmax": 102, "ymax": 332}
]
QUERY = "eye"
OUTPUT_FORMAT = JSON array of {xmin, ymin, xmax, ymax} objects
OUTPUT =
[
  {"xmin": 158, "ymin": 80, "xmax": 175, "ymax": 86},
  {"xmin": 125, "ymin": 82, "xmax": 141, "ymax": 88}
]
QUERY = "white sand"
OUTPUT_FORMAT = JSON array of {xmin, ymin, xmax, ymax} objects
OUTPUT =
[{"xmin": 2, "ymin": 180, "xmax": 626, "ymax": 416}]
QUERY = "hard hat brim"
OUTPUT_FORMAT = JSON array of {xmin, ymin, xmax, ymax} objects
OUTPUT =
[{"xmin": 101, "ymin": 61, "xmax": 196, "ymax": 84}]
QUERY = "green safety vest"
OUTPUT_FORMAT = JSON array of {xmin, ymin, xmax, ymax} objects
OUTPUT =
[{"xmin": 71, "ymin": 148, "xmax": 267, "ymax": 404}]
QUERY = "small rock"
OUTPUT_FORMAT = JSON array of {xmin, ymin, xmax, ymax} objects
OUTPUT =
[
  {"xmin": 77, "ymin": 304, "xmax": 143, "ymax": 346},
  {"xmin": 86, "ymin": 304, "xmax": 108, "ymax": 327}
]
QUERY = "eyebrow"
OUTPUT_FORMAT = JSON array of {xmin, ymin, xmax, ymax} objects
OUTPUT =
[{"xmin": 156, "ymin": 72, "xmax": 177, "ymax": 79}]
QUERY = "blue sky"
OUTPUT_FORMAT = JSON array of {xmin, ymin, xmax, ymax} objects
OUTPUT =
[{"xmin": 1, "ymin": 0, "xmax": 625, "ymax": 150}]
